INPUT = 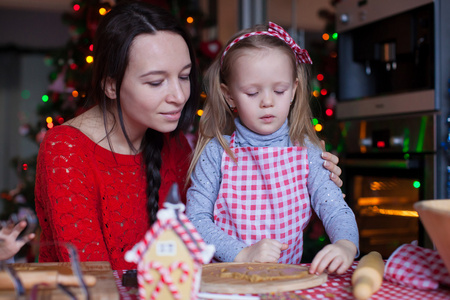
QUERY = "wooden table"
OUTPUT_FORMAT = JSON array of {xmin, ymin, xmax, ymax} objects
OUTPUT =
[
  {"xmin": 113, "ymin": 262, "xmax": 450, "ymax": 300},
  {"xmin": 4, "ymin": 261, "xmax": 449, "ymax": 299},
  {"xmin": 0, "ymin": 261, "xmax": 119, "ymax": 300}
]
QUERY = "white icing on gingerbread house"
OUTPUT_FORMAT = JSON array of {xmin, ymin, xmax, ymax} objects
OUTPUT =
[{"xmin": 125, "ymin": 184, "xmax": 215, "ymax": 300}]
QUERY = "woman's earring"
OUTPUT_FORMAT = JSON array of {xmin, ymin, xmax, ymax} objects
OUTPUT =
[
  {"xmin": 290, "ymin": 99, "xmax": 294, "ymax": 105},
  {"xmin": 230, "ymin": 106, "xmax": 237, "ymax": 113}
]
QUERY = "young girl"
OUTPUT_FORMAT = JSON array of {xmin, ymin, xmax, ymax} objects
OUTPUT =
[{"xmin": 186, "ymin": 22, "xmax": 359, "ymax": 275}]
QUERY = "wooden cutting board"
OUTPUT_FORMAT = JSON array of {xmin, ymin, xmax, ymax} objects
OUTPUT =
[
  {"xmin": 200, "ymin": 262, "xmax": 327, "ymax": 294},
  {"xmin": 0, "ymin": 261, "xmax": 119, "ymax": 300}
]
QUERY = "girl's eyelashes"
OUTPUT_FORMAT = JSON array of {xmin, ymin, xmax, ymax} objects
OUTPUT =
[{"xmin": 245, "ymin": 91, "xmax": 286, "ymax": 96}]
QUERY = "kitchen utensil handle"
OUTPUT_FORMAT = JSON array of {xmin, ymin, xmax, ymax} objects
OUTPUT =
[
  {"xmin": 0, "ymin": 271, "xmax": 96, "ymax": 289},
  {"xmin": 58, "ymin": 273, "xmax": 97, "ymax": 287}
]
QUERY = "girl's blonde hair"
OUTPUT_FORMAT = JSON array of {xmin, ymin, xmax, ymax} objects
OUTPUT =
[{"xmin": 187, "ymin": 24, "xmax": 321, "ymax": 180}]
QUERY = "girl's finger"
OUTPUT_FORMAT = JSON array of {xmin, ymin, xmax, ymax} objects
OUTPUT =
[
  {"xmin": 309, "ymin": 248, "xmax": 328, "ymax": 274},
  {"xmin": 326, "ymin": 256, "xmax": 343, "ymax": 274},
  {"xmin": 336, "ymin": 260, "xmax": 352, "ymax": 274}
]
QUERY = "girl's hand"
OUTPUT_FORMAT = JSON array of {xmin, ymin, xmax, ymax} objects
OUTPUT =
[
  {"xmin": 234, "ymin": 239, "xmax": 288, "ymax": 263},
  {"xmin": 0, "ymin": 221, "xmax": 35, "ymax": 261},
  {"xmin": 309, "ymin": 239, "xmax": 357, "ymax": 275},
  {"xmin": 320, "ymin": 140, "xmax": 343, "ymax": 188}
]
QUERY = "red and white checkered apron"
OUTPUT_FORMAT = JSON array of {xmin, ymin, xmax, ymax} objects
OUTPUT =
[{"xmin": 214, "ymin": 133, "xmax": 311, "ymax": 264}]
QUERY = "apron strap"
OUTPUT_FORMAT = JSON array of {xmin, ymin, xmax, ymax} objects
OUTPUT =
[{"xmin": 229, "ymin": 132, "xmax": 236, "ymax": 149}]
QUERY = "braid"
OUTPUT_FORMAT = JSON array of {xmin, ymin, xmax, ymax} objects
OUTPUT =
[{"xmin": 142, "ymin": 129, "xmax": 164, "ymax": 226}]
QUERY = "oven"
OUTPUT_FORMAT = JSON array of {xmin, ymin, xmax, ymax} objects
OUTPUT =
[
  {"xmin": 339, "ymin": 115, "xmax": 435, "ymax": 257},
  {"xmin": 334, "ymin": 0, "xmax": 450, "ymax": 258}
]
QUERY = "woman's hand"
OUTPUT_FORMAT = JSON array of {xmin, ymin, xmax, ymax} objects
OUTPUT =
[
  {"xmin": 234, "ymin": 239, "xmax": 288, "ymax": 263},
  {"xmin": 320, "ymin": 140, "xmax": 343, "ymax": 188},
  {"xmin": 309, "ymin": 239, "xmax": 357, "ymax": 275},
  {"xmin": 0, "ymin": 221, "xmax": 35, "ymax": 261}
]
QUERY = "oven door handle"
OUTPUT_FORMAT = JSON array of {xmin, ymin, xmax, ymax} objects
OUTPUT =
[{"xmin": 341, "ymin": 158, "xmax": 418, "ymax": 169}]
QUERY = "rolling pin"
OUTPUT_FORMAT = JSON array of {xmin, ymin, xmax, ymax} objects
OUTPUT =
[
  {"xmin": 0, "ymin": 270, "xmax": 96, "ymax": 290},
  {"xmin": 351, "ymin": 251, "xmax": 385, "ymax": 300}
]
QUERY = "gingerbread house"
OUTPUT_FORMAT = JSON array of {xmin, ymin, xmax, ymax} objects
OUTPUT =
[{"xmin": 125, "ymin": 184, "xmax": 215, "ymax": 300}]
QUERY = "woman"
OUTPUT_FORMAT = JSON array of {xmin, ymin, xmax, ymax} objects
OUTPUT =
[
  {"xmin": 35, "ymin": 2, "xmax": 199, "ymax": 270},
  {"xmin": 34, "ymin": 2, "xmax": 342, "ymax": 270}
]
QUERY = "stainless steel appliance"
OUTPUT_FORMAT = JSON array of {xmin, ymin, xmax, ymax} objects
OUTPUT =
[
  {"xmin": 338, "ymin": 115, "xmax": 435, "ymax": 257},
  {"xmin": 334, "ymin": 0, "xmax": 450, "ymax": 257}
]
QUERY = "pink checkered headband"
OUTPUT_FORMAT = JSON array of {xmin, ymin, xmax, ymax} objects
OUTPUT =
[{"xmin": 220, "ymin": 22, "xmax": 313, "ymax": 66}]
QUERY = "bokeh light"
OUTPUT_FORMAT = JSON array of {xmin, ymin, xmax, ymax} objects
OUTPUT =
[
  {"xmin": 21, "ymin": 90, "xmax": 31, "ymax": 99},
  {"xmin": 99, "ymin": 7, "xmax": 108, "ymax": 15},
  {"xmin": 314, "ymin": 124, "xmax": 323, "ymax": 132}
]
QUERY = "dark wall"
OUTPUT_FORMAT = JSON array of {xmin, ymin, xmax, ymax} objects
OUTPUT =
[
  {"xmin": 0, "ymin": 7, "xmax": 69, "ymax": 49},
  {"xmin": 0, "ymin": 7, "xmax": 69, "ymax": 197}
]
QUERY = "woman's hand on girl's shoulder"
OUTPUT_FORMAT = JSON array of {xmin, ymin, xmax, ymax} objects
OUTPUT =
[{"xmin": 320, "ymin": 140, "xmax": 343, "ymax": 188}]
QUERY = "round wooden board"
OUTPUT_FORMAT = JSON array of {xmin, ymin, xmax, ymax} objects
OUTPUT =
[{"xmin": 200, "ymin": 262, "xmax": 327, "ymax": 294}]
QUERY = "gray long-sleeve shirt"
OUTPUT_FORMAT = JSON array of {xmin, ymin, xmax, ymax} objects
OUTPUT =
[{"xmin": 186, "ymin": 118, "xmax": 359, "ymax": 262}]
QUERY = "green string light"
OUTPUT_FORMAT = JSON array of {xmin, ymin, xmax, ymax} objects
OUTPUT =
[{"xmin": 21, "ymin": 90, "xmax": 30, "ymax": 99}]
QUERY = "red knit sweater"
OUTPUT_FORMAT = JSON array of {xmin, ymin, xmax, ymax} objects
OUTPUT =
[{"xmin": 35, "ymin": 125, "xmax": 192, "ymax": 270}]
